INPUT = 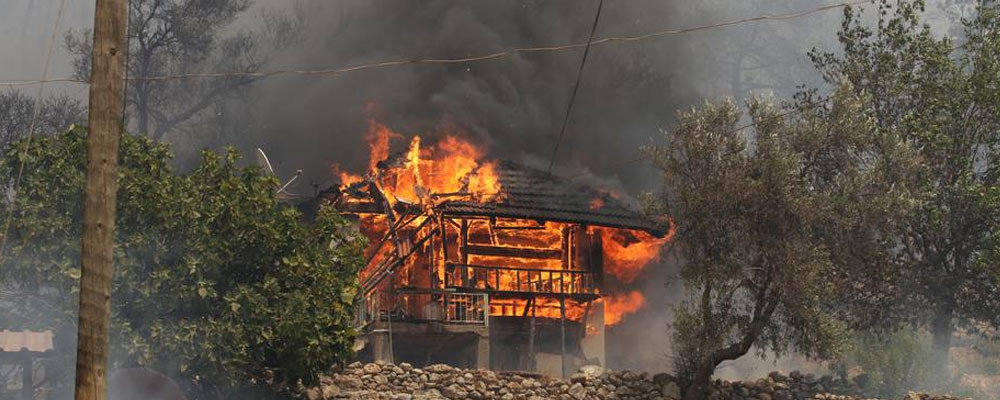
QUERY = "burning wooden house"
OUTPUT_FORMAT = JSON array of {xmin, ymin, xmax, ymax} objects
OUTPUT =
[{"xmin": 325, "ymin": 123, "xmax": 669, "ymax": 376}]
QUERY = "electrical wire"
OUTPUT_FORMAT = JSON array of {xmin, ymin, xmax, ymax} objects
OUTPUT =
[
  {"xmin": 546, "ymin": 0, "xmax": 604, "ymax": 175},
  {"xmin": 0, "ymin": 0, "xmax": 70, "ymax": 265},
  {"xmin": 0, "ymin": 0, "xmax": 873, "ymax": 87}
]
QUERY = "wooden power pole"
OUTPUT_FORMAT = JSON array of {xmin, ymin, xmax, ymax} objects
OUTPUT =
[{"xmin": 74, "ymin": 0, "xmax": 128, "ymax": 399}]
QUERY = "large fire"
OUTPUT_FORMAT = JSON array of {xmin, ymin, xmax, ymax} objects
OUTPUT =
[
  {"xmin": 339, "ymin": 119, "xmax": 669, "ymax": 327},
  {"xmin": 340, "ymin": 120, "xmax": 502, "ymax": 205}
]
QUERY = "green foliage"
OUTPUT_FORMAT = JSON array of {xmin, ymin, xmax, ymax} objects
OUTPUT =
[
  {"xmin": 647, "ymin": 84, "xmax": 888, "ymax": 396},
  {"xmin": 838, "ymin": 330, "xmax": 998, "ymax": 400},
  {"xmin": 0, "ymin": 126, "xmax": 364, "ymax": 398},
  {"xmin": 845, "ymin": 330, "xmax": 937, "ymax": 398},
  {"xmin": 808, "ymin": 0, "xmax": 1000, "ymax": 369}
]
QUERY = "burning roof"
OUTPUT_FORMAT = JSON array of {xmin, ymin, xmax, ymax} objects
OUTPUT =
[
  {"xmin": 326, "ymin": 120, "xmax": 667, "ymax": 238},
  {"xmin": 433, "ymin": 161, "xmax": 665, "ymax": 236},
  {"xmin": 335, "ymin": 159, "xmax": 666, "ymax": 237}
]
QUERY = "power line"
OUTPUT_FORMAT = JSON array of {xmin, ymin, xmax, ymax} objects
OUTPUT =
[
  {"xmin": 547, "ymin": 0, "xmax": 604, "ymax": 175},
  {"xmin": 0, "ymin": 0, "xmax": 69, "ymax": 265},
  {"xmin": 0, "ymin": 0, "xmax": 872, "ymax": 87}
]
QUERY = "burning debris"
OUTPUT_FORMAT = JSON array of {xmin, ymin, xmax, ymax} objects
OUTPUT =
[{"xmin": 321, "ymin": 121, "xmax": 671, "ymax": 375}]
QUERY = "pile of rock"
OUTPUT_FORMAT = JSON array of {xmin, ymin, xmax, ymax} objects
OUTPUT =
[{"xmin": 301, "ymin": 361, "xmax": 967, "ymax": 400}]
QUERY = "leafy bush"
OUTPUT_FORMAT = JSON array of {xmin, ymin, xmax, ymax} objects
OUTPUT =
[
  {"xmin": 843, "ymin": 330, "xmax": 997, "ymax": 400},
  {"xmin": 0, "ymin": 126, "xmax": 364, "ymax": 398},
  {"xmin": 845, "ymin": 330, "xmax": 936, "ymax": 398}
]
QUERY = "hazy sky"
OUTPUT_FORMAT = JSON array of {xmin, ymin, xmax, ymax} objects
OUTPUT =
[{"xmin": 2, "ymin": 1, "xmax": 94, "ymax": 92}]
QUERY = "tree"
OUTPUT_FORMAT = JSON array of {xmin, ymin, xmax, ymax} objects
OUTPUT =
[
  {"xmin": 0, "ymin": 126, "xmax": 364, "ymax": 398},
  {"xmin": 661, "ymin": 0, "xmax": 840, "ymax": 100},
  {"xmin": 0, "ymin": 90, "xmax": 85, "ymax": 144},
  {"xmin": 65, "ymin": 0, "xmax": 300, "ymax": 140},
  {"xmin": 647, "ymin": 84, "xmax": 897, "ymax": 400},
  {"xmin": 809, "ymin": 0, "xmax": 1000, "ymax": 374}
]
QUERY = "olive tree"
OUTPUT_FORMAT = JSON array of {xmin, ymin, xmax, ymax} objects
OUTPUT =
[
  {"xmin": 647, "ymin": 85, "xmax": 904, "ymax": 400},
  {"xmin": 809, "ymin": 0, "xmax": 1000, "ymax": 374}
]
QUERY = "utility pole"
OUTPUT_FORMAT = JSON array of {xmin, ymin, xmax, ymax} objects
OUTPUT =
[{"xmin": 74, "ymin": 0, "xmax": 127, "ymax": 399}]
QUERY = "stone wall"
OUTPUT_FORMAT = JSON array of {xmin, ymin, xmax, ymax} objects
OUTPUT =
[{"xmin": 302, "ymin": 362, "xmax": 968, "ymax": 400}]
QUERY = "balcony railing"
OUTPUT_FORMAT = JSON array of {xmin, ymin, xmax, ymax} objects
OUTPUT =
[
  {"xmin": 445, "ymin": 263, "xmax": 597, "ymax": 295},
  {"xmin": 356, "ymin": 289, "xmax": 488, "ymax": 328}
]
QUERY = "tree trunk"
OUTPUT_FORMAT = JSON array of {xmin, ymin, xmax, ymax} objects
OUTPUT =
[
  {"xmin": 683, "ymin": 360, "xmax": 718, "ymax": 400},
  {"xmin": 930, "ymin": 302, "xmax": 955, "ymax": 377},
  {"xmin": 682, "ymin": 288, "xmax": 779, "ymax": 400},
  {"xmin": 74, "ymin": 0, "xmax": 127, "ymax": 399},
  {"xmin": 136, "ymin": 86, "xmax": 149, "ymax": 135}
]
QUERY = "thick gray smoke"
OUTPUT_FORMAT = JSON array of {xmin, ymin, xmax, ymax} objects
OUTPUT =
[
  {"xmin": 232, "ymin": 0, "xmax": 845, "ymax": 374},
  {"xmin": 6, "ymin": 0, "xmax": 972, "ymax": 383},
  {"xmin": 235, "ymin": 0, "xmax": 686, "ymax": 195}
]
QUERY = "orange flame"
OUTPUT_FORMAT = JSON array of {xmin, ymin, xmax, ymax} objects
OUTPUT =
[
  {"xmin": 489, "ymin": 297, "xmax": 587, "ymax": 321},
  {"xmin": 332, "ymin": 164, "xmax": 362, "ymax": 187},
  {"xmin": 604, "ymin": 291, "xmax": 645, "ymax": 326},
  {"xmin": 338, "ymin": 118, "xmax": 673, "ymax": 330},
  {"xmin": 367, "ymin": 120, "xmax": 401, "ymax": 173},
  {"xmin": 600, "ymin": 228, "xmax": 671, "ymax": 284}
]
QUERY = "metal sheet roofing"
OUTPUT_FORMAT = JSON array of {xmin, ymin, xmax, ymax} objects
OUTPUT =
[{"xmin": 0, "ymin": 330, "xmax": 54, "ymax": 353}]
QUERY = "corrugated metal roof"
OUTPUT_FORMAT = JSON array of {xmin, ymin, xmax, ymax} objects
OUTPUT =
[{"xmin": 0, "ymin": 330, "xmax": 54, "ymax": 353}]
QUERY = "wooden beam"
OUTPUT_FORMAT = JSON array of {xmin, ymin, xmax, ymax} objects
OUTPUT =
[
  {"xmin": 438, "ymin": 215, "xmax": 448, "ymax": 288},
  {"xmin": 464, "ymin": 244, "xmax": 562, "ymax": 260},
  {"xmin": 75, "ymin": 1, "xmax": 127, "ymax": 399},
  {"xmin": 460, "ymin": 219, "xmax": 469, "ymax": 287},
  {"xmin": 460, "ymin": 219, "xmax": 469, "ymax": 265},
  {"xmin": 528, "ymin": 297, "xmax": 536, "ymax": 371},
  {"xmin": 561, "ymin": 226, "xmax": 571, "ymax": 270}
]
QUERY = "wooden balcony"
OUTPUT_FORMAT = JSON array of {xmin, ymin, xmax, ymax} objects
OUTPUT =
[
  {"xmin": 445, "ymin": 263, "xmax": 597, "ymax": 296},
  {"xmin": 356, "ymin": 289, "xmax": 488, "ymax": 328}
]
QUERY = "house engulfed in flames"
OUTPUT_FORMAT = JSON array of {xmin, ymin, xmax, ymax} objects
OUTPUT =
[{"xmin": 323, "ymin": 122, "xmax": 670, "ymax": 377}]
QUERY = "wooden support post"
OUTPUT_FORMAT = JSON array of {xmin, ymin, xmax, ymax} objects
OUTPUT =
[
  {"xmin": 21, "ymin": 354, "xmax": 32, "ymax": 400},
  {"xmin": 439, "ymin": 216, "xmax": 449, "ymax": 287},
  {"xmin": 460, "ymin": 219, "xmax": 469, "ymax": 286},
  {"xmin": 579, "ymin": 301, "xmax": 592, "ymax": 339},
  {"xmin": 75, "ymin": 1, "xmax": 127, "ymax": 400},
  {"xmin": 561, "ymin": 226, "xmax": 571, "ymax": 270},
  {"xmin": 560, "ymin": 296, "xmax": 567, "ymax": 378},
  {"xmin": 528, "ymin": 297, "xmax": 536, "ymax": 371}
]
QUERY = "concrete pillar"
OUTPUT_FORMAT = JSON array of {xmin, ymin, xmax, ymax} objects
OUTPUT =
[
  {"xmin": 371, "ymin": 332, "xmax": 392, "ymax": 364},
  {"xmin": 476, "ymin": 332, "xmax": 490, "ymax": 370}
]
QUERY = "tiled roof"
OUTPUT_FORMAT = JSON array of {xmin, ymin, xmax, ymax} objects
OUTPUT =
[
  {"xmin": 332, "ymin": 160, "xmax": 666, "ymax": 236},
  {"xmin": 0, "ymin": 330, "xmax": 54, "ymax": 353},
  {"xmin": 436, "ymin": 161, "xmax": 665, "ymax": 235}
]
